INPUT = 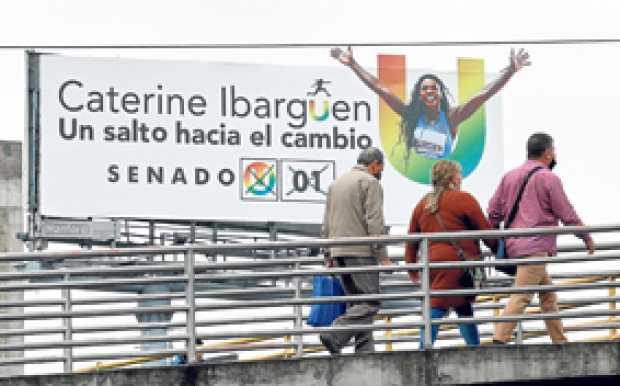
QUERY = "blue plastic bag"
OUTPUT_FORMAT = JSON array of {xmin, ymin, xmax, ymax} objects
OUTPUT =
[{"xmin": 307, "ymin": 276, "xmax": 347, "ymax": 327}]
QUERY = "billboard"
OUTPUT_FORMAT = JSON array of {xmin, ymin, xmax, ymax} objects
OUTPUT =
[{"xmin": 33, "ymin": 51, "xmax": 504, "ymax": 224}]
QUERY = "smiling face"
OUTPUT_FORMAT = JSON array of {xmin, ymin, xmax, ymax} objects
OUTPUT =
[{"xmin": 419, "ymin": 78, "xmax": 441, "ymax": 109}]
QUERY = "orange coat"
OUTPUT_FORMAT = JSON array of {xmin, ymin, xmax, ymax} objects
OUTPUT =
[{"xmin": 404, "ymin": 190, "xmax": 496, "ymax": 309}]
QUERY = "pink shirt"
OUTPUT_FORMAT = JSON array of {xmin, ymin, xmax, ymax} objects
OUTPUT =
[{"xmin": 487, "ymin": 160, "xmax": 590, "ymax": 257}]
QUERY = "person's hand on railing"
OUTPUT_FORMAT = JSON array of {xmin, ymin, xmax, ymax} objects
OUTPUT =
[{"xmin": 379, "ymin": 256, "xmax": 392, "ymax": 266}]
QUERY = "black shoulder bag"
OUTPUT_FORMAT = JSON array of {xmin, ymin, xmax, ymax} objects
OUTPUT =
[{"xmin": 495, "ymin": 166, "xmax": 544, "ymax": 275}]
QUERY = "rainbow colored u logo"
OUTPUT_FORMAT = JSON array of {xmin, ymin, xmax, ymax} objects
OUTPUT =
[
  {"xmin": 309, "ymin": 100, "xmax": 330, "ymax": 121},
  {"xmin": 378, "ymin": 55, "xmax": 486, "ymax": 185}
]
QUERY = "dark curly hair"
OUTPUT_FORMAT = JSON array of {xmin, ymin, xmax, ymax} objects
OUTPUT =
[{"xmin": 396, "ymin": 74, "xmax": 452, "ymax": 160}]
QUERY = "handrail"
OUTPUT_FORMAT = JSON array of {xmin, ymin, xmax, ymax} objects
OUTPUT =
[{"xmin": 1, "ymin": 224, "xmax": 618, "ymax": 261}]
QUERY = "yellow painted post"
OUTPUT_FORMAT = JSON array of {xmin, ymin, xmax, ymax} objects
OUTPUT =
[
  {"xmin": 384, "ymin": 317, "xmax": 393, "ymax": 352},
  {"xmin": 609, "ymin": 277, "xmax": 617, "ymax": 339},
  {"xmin": 493, "ymin": 296, "xmax": 500, "ymax": 317},
  {"xmin": 284, "ymin": 335, "xmax": 292, "ymax": 358}
]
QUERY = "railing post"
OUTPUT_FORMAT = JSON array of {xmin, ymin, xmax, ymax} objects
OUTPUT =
[
  {"xmin": 609, "ymin": 276, "xmax": 617, "ymax": 339},
  {"xmin": 62, "ymin": 272, "xmax": 73, "ymax": 373},
  {"xmin": 516, "ymin": 322, "xmax": 524, "ymax": 344},
  {"xmin": 421, "ymin": 238, "xmax": 432, "ymax": 349},
  {"xmin": 185, "ymin": 246, "xmax": 197, "ymax": 363},
  {"xmin": 294, "ymin": 261, "xmax": 304, "ymax": 357},
  {"xmin": 384, "ymin": 317, "xmax": 393, "ymax": 352}
]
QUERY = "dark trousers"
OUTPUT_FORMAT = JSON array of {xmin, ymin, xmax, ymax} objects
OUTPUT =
[{"xmin": 322, "ymin": 256, "xmax": 380, "ymax": 353}]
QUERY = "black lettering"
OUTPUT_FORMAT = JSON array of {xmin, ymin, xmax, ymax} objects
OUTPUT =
[
  {"xmin": 147, "ymin": 166, "xmax": 164, "ymax": 184},
  {"xmin": 254, "ymin": 98, "xmax": 271, "ymax": 118},
  {"xmin": 250, "ymin": 130, "xmax": 264, "ymax": 146},
  {"xmin": 287, "ymin": 99, "xmax": 307, "ymax": 128},
  {"xmin": 166, "ymin": 94, "xmax": 184, "ymax": 115},
  {"xmin": 175, "ymin": 121, "xmax": 190, "ymax": 144},
  {"xmin": 227, "ymin": 130, "xmax": 240, "ymax": 145},
  {"xmin": 309, "ymin": 133, "xmax": 331, "ymax": 148},
  {"xmin": 231, "ymin": 86, "xmax": 250, "ymax": 117},
  {"xmin": 106, "ymin": 87, "xmax": 120, "ymax": 113},
  {"xmin": 188, "ymin": 95, "xmax": 207, "ymax": 116},
  {"xmin": 86, "ymin": 91, "xmax": 104, "ymax": 112},
  {"xmin": 332, "ymin": 101, "xmax": 350, "ymax": 121},
  {"xmin": 220, "ymin": 86, "xmax": 226, "ymax": 116},
  {"xmin": 143, "ymin": 93, "xmax": 154, "ymax": 114},
  {"xmin": 293, "ymin": 170, "xmax": 308, "ymax": 192},
  {"xmin": 58, "ymin": 117, "xmax": 76, "ymax": 140},
  {"xmin": 281, "ymin": 132, "xmax": 293, "ymax": 147},
  {"xmin": 58, "ymin": 79, "xmax": 83, "ymax": 112},
  {"xmin": 274, "ymin": 98, "xmax": 286, "ymax": 119},
  {"xmin": 333, "ymin": 126, "xmax": 348, "ymax": 149},
  {"xmin": 294, "ymin": 132, "xmax": 307, "ymax": 147},
  {"xmin": 191, "ymin": 129, "xmax": 205, "ymax": 144},
  {"xmin": 128, "ymin": 165, "xmax": 139, "ymax": 183},
  {"xmin": 172, "ymin": 167, "xmax": 187, "ymax": 184},
  {"xmin": 152, "ymin": 127, "xmax": 167, "ymax": 142},
  {"xmin": 354, "ymin": 101, "xmax": 371, "ymax": 122},
  {"xmin": 121, "ymin": 92, "xmax": 140, "ymax": 113},
  {"xmin": 107, "ymin": 165, "xmax": 119, "ymax": 183},
  {"xmin": 195, "ymin": 168, "xmax": 209, "ymax": 184},
  {"xmin": 357, "ymin": 135, "xmax": 372, "ymax": 149},
  {"xmin": 104, "ymin": 126, "xmax": 115, "ymax": 141},
  {"xmin": 58, "ymin": 118, "xmax": 93, "ymax": 141},
  {"xmin": 218, "ymin": 169, "xmax": 235, "ymax": 186}
]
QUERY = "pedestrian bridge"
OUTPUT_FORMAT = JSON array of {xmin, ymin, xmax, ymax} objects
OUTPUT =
[{"xmin": 0, "ymin": 225, "xmax": 619, "ymax": 384}]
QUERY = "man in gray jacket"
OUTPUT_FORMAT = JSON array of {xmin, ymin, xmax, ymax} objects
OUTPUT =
[{"xmin": 319, "ymin": 147, "xmax": 389, "ymax": 354}]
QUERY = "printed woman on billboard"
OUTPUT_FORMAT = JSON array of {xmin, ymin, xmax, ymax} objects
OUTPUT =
[{"xmin": 330, "ymin": 47, "xmax": 531, "ymax": 160}]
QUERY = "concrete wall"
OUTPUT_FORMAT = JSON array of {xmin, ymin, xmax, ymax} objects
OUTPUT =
[
  {"xmin": 1, "ymin": 342, "xmax": 619, "ymax": 386},
  {"xmin": 0, "ymin": 140, "xmax": 24, "ymax": 376}
]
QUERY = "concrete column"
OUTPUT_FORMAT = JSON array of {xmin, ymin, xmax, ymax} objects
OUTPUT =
[
  {"xmin": 135, "ymin": 284, "xmax": 173, "ymax": 366},
  {"xmin": 0, "ymin": 141, "xmax": 24, "ymax": 376}
]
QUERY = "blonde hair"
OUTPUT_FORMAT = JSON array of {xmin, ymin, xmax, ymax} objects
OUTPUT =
[{"xmin": 424, "ymin": 160, "xmax": 462, "ymax": 214}]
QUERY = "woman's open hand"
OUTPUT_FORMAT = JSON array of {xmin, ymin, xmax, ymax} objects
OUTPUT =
[
  {"xmin": 330, "ymin": 46, "xmax": 354, "ymax": 67},
  {"xmin": 510, "ymin": 48, "xmax": 531, "ymax": 72}
]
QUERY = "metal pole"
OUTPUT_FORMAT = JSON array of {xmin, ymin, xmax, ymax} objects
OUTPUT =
[
  {"xmin": 185, "ymin": 247, "xmax": 197, "ymax": 363},
  {"xmin": 148, "ymin": 220, "xmax": 155, "ymax": 245},
  {"xmin": 384, "ymin": 317, "xmax": 393, "ymax": 352},
  {"xmin": 516, "ymin": 322, "xmax": 524, "ymax": 344},
  {"xmin": 211, "ymin": 223, "xmax": 218, "ymax": 263},
  {"xmin": 421, "ymin": 238, "xmax": 432, "ymax": 349},
  {"xmin": 62, "ymin": 273, "xmax": 73, "ymax": 373},
  {"xmin": 269, "ymin": 223, "xmax": 278, "ymax": 287},
  {"xmin": 294, "ymin": 260, "xmax": 304, "ymax": 357},
  {"xmin": 609, "ymin": 276, "xmax": 617, "ymax": 338}
]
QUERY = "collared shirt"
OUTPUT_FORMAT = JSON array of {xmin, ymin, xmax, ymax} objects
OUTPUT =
[{"xmin": 487, "ymin": 160, "xmax": 590, "ymax": 257}]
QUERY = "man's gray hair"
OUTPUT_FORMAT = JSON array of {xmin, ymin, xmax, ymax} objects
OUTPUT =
[
  {"xmin": 527, "ymin": 132, "xmax": 554, "ymax": 159},
  {"xmin": 357, "ymin": 147, "xmax": 384, "ymax": 166}
]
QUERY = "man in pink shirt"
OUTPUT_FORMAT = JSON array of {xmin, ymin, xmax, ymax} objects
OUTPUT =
[{"xmin": 488, "ymin": 132, "xmax": 595, "ymax": 344}]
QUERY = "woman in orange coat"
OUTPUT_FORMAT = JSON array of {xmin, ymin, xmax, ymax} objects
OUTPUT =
[{"xmin": 405, "ymin": 160, "xmax": 496, "ymax": 347}]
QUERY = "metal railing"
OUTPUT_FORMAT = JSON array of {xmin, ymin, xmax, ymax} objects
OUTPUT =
[{"xmin": 0, "ymin": 224, "xmax": 618, "ymax": 374}]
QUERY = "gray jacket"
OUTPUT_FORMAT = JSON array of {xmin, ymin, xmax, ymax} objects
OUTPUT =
[{"xmin": 321, "ymin": 165, "xmax": 387, "ymax": 258}]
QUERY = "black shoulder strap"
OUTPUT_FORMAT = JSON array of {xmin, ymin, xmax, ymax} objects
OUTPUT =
[
  {"xmin": 434, "ymin": 212, "xmax": 467, "ymax": 260},
  {"xmin": 505, "ymin": 166, "xmax": 544, "ymax": 228}
]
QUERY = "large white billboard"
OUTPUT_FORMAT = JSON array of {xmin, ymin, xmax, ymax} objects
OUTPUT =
[{"xmin": 36, "ymin": 53, "xmax": 503, "ymax": 224}]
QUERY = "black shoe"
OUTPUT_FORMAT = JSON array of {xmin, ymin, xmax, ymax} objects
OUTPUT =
[
  {"xmin": 491, "ymin": 338, "xmax": 508, "ymax": 345},
  {"xmin": 320, "ymin": 334, "xmax": 340, "ymax": 355}
]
